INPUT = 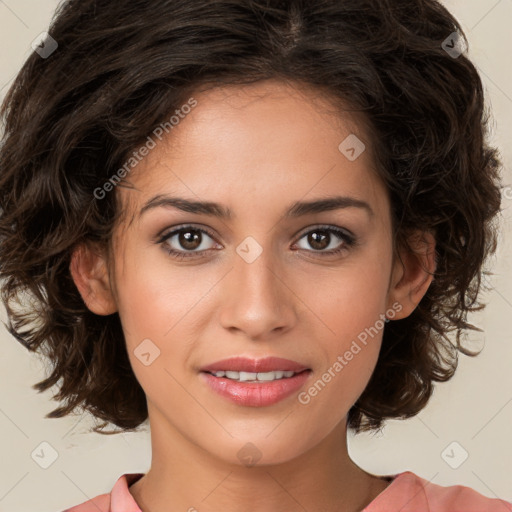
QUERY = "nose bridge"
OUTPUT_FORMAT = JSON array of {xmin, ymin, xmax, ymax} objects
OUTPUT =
[
  {"xmin": 233, "ymin": 237, "xmax": 284, "ymax": 305},
  {"xmin": 218, "ymin": 236, "xmax": 295, "ymax": 336}
]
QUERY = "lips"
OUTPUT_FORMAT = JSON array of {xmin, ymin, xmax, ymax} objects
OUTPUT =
[
  {"xmin": 200, "ymin": 356, "xmax": 310, "ymax": 374},
  {"xmin": 200, "ymin": 368, "xmax": 312, "ymax": 407}
]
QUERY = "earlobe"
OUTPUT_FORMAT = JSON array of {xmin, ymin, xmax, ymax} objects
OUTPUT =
[
  {"xmin": 69, "ymin": 242, "xmax": 118, "ymax": 315},
  {"xmin": 387, "ymin": 230, "xmax": 437, "ymax": 319}
]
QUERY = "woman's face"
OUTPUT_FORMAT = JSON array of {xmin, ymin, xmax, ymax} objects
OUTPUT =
[{"xmin": 104, "ymin": 80, "xmax": 405, "ymax": 464}]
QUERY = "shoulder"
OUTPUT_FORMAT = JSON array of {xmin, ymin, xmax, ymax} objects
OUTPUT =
[
  {"xmin": 62, "ymin": 492, "xmax": 110, "ymax": 512},
  {"xmin": 417, "ymin": 472, "xmax": 511, "ymax": 511},
  {"xmin": 62, "ymin": 473, "xmax": 144, "ymax": 512},
  {"xmin": 365, "ymin": 471, "xmax": 512, "ymax": 512}
]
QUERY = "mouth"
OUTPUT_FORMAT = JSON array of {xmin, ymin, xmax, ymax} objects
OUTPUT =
[
  {"xmin": 200, "ymin": 355, "xmax": 310, "ymax": 374},
  {"xmin": 201, "ymin": 369, "xmax": 310, "ymax": 382},
  {"xmin": 199, "ymin": 357, "xmax": 312, "ymax": 407}
]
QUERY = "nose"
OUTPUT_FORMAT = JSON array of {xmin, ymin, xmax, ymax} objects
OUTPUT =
[{"xmin": 218, "ymin": 247, "xmax": 298, "ymax": 340}]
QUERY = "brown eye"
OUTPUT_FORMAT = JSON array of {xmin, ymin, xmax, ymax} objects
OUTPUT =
[
  {"xmin": 294, "ymin": 226, "xmax": 356, "ymax": 255},
  {"xmin": 159, "ymin": 226, "xmax": 219, "ymax": 259},
  {"xmin": 178, "ymin": 229, "xmax": 203, "ymax": 250},
  {"xmin": 306, "ymin": 230, "xmax": 330, "ymax": 250}
]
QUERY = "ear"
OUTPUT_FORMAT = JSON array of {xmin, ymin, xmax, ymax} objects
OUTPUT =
[
  {"xmin": 69, "ymin": 242, "xmax": 117, "ymax": 315},
  {"xmin": 386, "ymin": 230, "xmax": 437, "ymax": 319}
]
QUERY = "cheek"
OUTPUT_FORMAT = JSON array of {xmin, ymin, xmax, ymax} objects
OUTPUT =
[
  {"xmin": 314, "ymin": 242, "xmax": 392, "ymax": 336},
  {"xmin": 298, "ymin": 241, "xmax": 391, "ymax": 408},
  {"xmin": 114, "ymin": 252, "xmax": 221, "ymax": 395},
  {"xmin": 114, "ymin": 247, "xmax": 216, "ymax": 342},
  {"xmin": 297, "ymin": 305, "xmax": 384, "ymax": 431}
]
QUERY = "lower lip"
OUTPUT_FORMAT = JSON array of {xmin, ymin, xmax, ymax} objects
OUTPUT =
[{"xmin": 200, "ymin": 370, "xmax": 311, "ymax": 407}]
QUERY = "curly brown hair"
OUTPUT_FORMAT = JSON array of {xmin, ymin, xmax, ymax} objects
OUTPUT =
[{"xmin": 0, "ymin": 0, "xmax": 502, "ymax": 435}]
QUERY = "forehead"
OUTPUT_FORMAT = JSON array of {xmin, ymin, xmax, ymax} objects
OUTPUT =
[{"xmin": 117, "ymin": 79, "xmax": 388, "ymax": 226}]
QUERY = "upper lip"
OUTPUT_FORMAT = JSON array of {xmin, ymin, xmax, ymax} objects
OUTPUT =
[{"xmin": 200, "ymin": 356, "xmax": 310, "ymax": 373}]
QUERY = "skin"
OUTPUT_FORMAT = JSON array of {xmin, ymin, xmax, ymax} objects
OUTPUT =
[{"xmin": 70, "ymin": 79, "xmax": 436, "ymax": 512}]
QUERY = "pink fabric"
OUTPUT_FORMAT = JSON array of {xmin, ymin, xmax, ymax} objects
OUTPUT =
[
  {"xmin": 363, "ymin": 471, "xmax": 512, "ymax": 511},
  {"xmin": 63, "ymin": 471, "xmax": 512, "ymax": 511}
]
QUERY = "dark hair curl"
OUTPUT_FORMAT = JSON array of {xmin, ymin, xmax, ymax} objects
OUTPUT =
[{"xmin": 0, "ymin": 0, "xmax": 502, "ymax": 434}]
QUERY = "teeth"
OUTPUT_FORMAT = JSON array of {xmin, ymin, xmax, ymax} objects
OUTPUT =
[{"xmin": 212, "ymin": 370, "xmax": 297, "ymax": 381}]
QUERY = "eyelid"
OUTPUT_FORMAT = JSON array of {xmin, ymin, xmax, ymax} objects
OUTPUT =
[
  {"xmin": 157, "ymin": 223, "xmax": 355, "ymax": 246},
  {"xmin": 156, "ymin": 223, "xmax": 219, "ymax": 244},
  {"xmin": 293, "ymin": 223, "xmax": 355, "ymax": 242},
  {"xmin": 157, "ymin": 223, "xmax": 357, "ymax": 261}
]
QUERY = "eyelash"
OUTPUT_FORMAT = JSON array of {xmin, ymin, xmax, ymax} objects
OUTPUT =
[{"xmin": 156, "ymin": 224, "xmax": 357, "ymax": 261}]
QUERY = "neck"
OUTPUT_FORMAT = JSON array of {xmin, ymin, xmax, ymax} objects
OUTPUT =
[{"xmin": 129, "ymin": 404, "xmax": 390, "ymax": 512}]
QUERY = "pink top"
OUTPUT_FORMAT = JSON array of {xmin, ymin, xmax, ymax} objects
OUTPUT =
[{"xmin": 63, "ymin": 471, "xmax": 512, "ymax": 512}]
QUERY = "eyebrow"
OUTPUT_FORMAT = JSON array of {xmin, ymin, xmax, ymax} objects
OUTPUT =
[{"xmin": 138, "ymin": 194, "xmax": 374, "ymax": 219}]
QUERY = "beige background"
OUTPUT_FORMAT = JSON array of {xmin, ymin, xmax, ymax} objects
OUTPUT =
[{"xmin": 0, "ymin": 1, "xmax": 511, "ymax": 511}]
